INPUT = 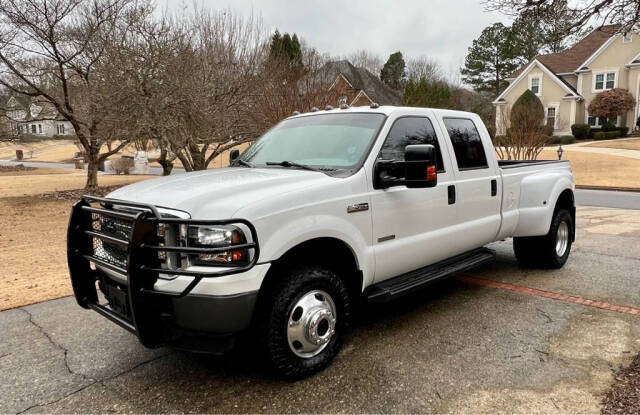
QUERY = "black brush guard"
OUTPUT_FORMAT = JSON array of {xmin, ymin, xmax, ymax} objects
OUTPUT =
[{"xmin": 67, "ymin": 195, "xmax": 259, "ymax": 348}]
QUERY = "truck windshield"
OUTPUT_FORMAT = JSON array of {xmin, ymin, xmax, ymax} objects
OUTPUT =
[{"xmin": 239, "ymin": 113, "xmax": 385, "ymax": 169}]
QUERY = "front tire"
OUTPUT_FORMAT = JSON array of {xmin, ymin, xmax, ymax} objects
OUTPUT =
[
  {"xmin": 513, "ymin": 208, "xmax": 573, "ymax": 269},
  {"xmin": 257, "ymin": 265, "xmax": 352, "ymax": 379}
]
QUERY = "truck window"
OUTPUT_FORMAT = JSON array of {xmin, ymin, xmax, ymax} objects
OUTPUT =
[
  {"xmin": 379, "ymin": 117, "xmax": 445, "ymax": 172},
  {"xmin": 442, "ymin": 118, "xmax": 488, "ymax": 170}
]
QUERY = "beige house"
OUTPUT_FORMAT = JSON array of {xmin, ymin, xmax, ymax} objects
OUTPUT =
[
  {"xmin": 3, "ymin": 95, "xmax": 74, "ymax": 138},
  {"xmin": 494, "ymin": 25, "xmax": 640, "ymax": 136}
]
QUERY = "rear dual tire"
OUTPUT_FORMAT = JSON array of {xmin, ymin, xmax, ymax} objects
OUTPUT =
[{"xmin": 514, "ymin": 208, "xmax": 573, "ymax": 269}]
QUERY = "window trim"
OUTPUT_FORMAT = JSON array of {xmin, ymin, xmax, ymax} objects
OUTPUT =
[
  {"xmin": 592, "ymin": 69, "xmax": 617, "ymax": 92},
  {"xmin": 376, "ymin": 115, "xmax": 447, "ymax": 173},
  {"xmin": 528, "ymin": 74, "xmax": 542, "ymax": 96},
  {"xmin": 545, "ymin": 103, "xmax": 560, "ymax": 129},
  {"xmin": 442, "ymin": 117, "xmax": 490, "ymax": 172},
  {"xmin": 585, "ymin": 110, "xmax": 620, "ymax": 127}
]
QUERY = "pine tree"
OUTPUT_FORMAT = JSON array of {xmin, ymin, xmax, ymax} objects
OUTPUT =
[
  {"xmin": 403, "ymin": 78, "xmax": 451, "ymax": 108},
  {"xmin": 461, "ymin": 23, "xmax": 519, "ymax": 97},
  {"xmin": 380, "ymin": 52, "xmax": 406, "ymax": 91}
]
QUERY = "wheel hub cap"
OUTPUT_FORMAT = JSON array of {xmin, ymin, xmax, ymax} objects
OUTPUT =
[
  {"xmin": 287, "ymin": 290, "xmax": 337, "ymax": 358},
  {"xmin": 556, "ymin": 221, "xmax": 569, "ymax": 256}
]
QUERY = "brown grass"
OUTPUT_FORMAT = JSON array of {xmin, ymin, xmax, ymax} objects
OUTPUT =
[
  {"xmin": 585, "ymin": 138, "xmax": 640, "ymax": 151},
  {"xmin": 0, "ymin": 172, "xmax": 153, "ymax": 197},
  {"xmin": 0, "ymin": 167, "xmax": 75, "ymax": 176},
  {"xmin": 0, "ymin": 173, "xmax": 152, "ymax": 310},
  {"xmin": 539, "ymin": 150, "xmax": 640, "ymax": 188}
]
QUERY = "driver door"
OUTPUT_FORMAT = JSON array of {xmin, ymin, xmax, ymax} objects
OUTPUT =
[{"xmin": 369, "ymin": 115, "xmax": 457, "ymax": 282}]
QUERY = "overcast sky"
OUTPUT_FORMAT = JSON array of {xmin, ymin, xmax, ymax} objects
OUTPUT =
[{"xmin": 163, "ymin": 0, "xmax": 511, "ymax": 79}]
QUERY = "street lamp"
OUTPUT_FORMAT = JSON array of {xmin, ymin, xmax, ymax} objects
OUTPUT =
[{"xmin": 557, "ymin": 145, "xmax": 564, "ymax": 160}]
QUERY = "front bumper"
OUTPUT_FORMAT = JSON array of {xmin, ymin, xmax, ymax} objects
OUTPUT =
[{"xmin": 67, "ymin": 196, "xmax": 262, "ymax": 352}]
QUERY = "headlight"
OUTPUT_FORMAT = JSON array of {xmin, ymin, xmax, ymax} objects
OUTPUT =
[{"xmin": 187, "ymin": 225, "xmax": 248, "ymax": 265}]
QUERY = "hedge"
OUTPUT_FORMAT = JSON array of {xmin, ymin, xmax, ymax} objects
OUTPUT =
[
  {"xmin": 549, "ymin": 135, "xmax": 576, "ymax": 144},
  {"xmin": 570, "ymin": 124, "xmax": 590, "ymax": 139},
  {"xmin": 593, "ymin": 130, "xmax": 621, "ymax": 140}
]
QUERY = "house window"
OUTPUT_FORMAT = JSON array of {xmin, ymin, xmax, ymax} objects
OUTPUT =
[
  {"xmin": 38, "ymin": 124, "xmax": 42, "ymax": 134},
  {"xmin": 57, "ymin": 124, "xmax": 65, "ymax": 135},
  {"xmin": 623, "ymin": 33, "xmax": 633, "ymax": 43},
  {"xmin": 546, "ymin": 107, "xmax": 557, "ymax": 129},
  {"xmin": 587, "ymin": 114, "xmax": 618, "ymax": 127},
  {"xmin": 31, "ymin": 124, "xmax": 36, "ymax": 134},
  {"xmin": 594, "ymin": 72, "xmax": 616, "ymax": 91},
  {"xmin": 530, "ymin": 77, "xmax": 541, "ymax": 95}
]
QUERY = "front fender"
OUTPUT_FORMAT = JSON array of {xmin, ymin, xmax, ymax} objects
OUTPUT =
[
  {"xmin": 253, "ymin": 214, "xmax": 374, "ymax": 288},
  {"xmin": 513, "ymin": 172, "xmax": 574, "ymax": 237}
]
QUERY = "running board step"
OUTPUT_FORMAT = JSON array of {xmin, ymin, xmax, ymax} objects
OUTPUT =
[{"xmin": 365, "ymin": 248, "xmax": 495, "ymax": 303}]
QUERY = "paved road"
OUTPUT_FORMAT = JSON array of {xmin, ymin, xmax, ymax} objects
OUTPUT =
[
  {"xmin": 2, "ymin": 207, "xmax": 639, "ymax": 413},
  {"xmin": 576, "ymin": 188, "xmax": 640, "ymax": 209}
]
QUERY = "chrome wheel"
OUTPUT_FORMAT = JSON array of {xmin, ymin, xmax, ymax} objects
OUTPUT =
[
  {"xmin": 287, "ymin": 290, "xmax": 337, "ymax": 358},
  {"xmin": 555, "ymin": 221, "xmax": 569, "ymax": 257}
]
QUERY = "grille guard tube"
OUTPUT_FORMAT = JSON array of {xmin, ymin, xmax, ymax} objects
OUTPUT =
[{"xmin": 66, "ymin": 195, "xmax": 260, "ymax": 348}]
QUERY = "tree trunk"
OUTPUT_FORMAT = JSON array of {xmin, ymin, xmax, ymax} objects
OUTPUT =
[{"xmin": 85, "ymin": 146, "xmax": 100, "ymax": 189}]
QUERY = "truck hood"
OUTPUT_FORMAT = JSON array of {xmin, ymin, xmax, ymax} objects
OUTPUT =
[{"xmin": 107, "ymin": 167, "xmax": 335, "ymax": 218}]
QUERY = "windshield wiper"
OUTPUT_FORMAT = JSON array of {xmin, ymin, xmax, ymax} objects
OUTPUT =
[
  {"xmin": 233, "ymin": 159, "xmax": 254, "ymax": 168},
  {"xmin": 266, "ymin": 160, "xmax": 320, "ymax": 172}
]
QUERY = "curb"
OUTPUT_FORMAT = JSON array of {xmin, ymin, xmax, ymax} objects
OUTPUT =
[{"xmin": 576, "ymin": 185, "xmax": 640, "ymax": 193}]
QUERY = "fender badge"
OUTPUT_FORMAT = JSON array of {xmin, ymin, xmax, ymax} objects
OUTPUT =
[{"xmin": 347, "ymin": 203, "xmax": 369, "ymax": 213}]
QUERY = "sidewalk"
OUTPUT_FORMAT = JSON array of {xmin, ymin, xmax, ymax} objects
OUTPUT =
[{"xmin": 545, "ymin": 137, "xmax": 640, "ymax": 160}]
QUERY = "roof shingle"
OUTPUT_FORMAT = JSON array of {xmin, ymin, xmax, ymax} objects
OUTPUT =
[{"xmin": 507, "ymin": 24, "xmax": 620, "ymax": 79}]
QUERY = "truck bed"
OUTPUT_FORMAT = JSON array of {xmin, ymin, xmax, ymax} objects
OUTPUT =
[{"xmin": 498, "ymin": 160, "xmax": 569, "ymax": 169}]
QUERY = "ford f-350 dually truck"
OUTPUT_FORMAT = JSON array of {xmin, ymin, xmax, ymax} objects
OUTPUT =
[{"xmin": 67, "ymin": 105, "xmax": 575, "ymax": 379}]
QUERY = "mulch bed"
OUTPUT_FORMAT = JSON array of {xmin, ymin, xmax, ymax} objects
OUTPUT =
[
  {"xmin": 602, "ymin": 353, "xmax": 640, "ymax": 414},
  {"xmin": 0, "ymin": 164, "xmax": 37, "ymax": 173},
  {"xmin": 39, "ymin": 185, "xmax": 124, "ymax": 201}
]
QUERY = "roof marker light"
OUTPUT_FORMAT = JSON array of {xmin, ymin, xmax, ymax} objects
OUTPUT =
[
  {"xmin": 325, "ymin": 105, "xmax": 333, "ymax": 110},
  {"xmin": 370, "ymin": 102, "xmax": 380, "ymax": 109},
  {"xmin": 310, "ymin": 107, "xmax": 319, "ymax": 112}
]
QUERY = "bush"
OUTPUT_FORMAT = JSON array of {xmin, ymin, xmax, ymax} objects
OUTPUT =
[
  {"xmin": 542, "ymin": 125, "xmax": 554, "ymax": 137},
  {"xmin": 602, "ymin": 121, "xmax": 617, "ymax": 132},
  {"xmin": 571, "ymin": 124, "xmax": 591, "ymax": 139},
  {"xmin": 110, "ymin": 157, "xmax": 134, "ymax": 174},
  {"xmin": 619, "ymin": 126, "xmax": 629, "ymax": 137},
  {"xmin": 593, "ymin": 130, "xmax": 621, "ymax": 140},
  {"xmin": 549, "ymin": 135, "xmax": 576, "ymax": 144}
]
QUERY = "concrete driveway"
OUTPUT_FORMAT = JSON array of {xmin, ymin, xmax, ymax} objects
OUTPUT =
[{"xmin": 2, "ymin": 206, "xmax": 639, "ymax": 414}]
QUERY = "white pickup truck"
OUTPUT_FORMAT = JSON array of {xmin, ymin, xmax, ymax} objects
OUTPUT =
[{"xmin": 67, "ymin": 105, "xmax": 575, "ymax": 378}]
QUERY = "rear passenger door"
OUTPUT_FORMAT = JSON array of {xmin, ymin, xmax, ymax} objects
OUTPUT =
[{"xmin": 440, "ymin": 117, "xmax": 501, "ymax": 251}]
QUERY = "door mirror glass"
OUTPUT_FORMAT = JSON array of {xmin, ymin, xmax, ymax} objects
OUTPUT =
[
  {"xmin": 404, "ymin": 144, "xmax": 437, "ymax": 188},
  {"xmin": 374, "ymin": 144, "xmax": 437, "ymax": 189},
  {"xmin": 229, "ymin": 149, "xmax": 240, "ymax": 164}
]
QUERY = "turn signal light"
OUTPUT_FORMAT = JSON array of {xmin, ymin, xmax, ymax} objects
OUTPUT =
[{"xmin": 426, "ymin": 165, "xmax": 437, "ymax": 181}]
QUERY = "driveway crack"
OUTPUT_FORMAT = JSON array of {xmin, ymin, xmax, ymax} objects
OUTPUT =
[
  {"xmin": 18, "ymin": 308, "xmax": 94, "ymax": 383},
  {"xmin": 14, "ymin": 342, "xmax": 171, "ymax": 414}
]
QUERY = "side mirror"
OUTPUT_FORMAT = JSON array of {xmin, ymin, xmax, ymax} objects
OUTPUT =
[
  {"xmin": 229, "ymin": 149, "xmax": 240, "ymax": 164},
  {"xmin": 404, "ymin": 144, "xmax": 437, "ymax": 188},
  {"xmin": 373, "ymin": 144, "xmax": 437, "ymax": 189}
]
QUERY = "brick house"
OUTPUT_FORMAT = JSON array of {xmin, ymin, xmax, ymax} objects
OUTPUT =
[
  {"xmin": 494, "ymin": 25, "xmax": 640, "ymax": 135},
  {"xmin": 323, "ymin": 60, "xmax": 402, "ymax": 107}
]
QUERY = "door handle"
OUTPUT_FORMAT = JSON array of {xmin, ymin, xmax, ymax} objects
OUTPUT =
[
  {"xmin": 491, "ymin": 179, "xmax": 497, "ymax": 197},
  {"xmin": 448, "ymin": 185, "xmax": 456, "ymax": 205}
]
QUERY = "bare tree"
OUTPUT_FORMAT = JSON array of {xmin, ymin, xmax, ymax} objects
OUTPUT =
[
  {"xmin": 484, "ymin": 0, "xmax": 640, "ymax": 35},
  {"xmin": 345, "ymin": 49, "xmax": 383, "ymax": 75},
  {"xmin": 0, "ymin": 0, "xmax": 148, "ymax": 188},
  {"xmin": 250, "ymin": 47, "xmax": 334, "ymax": 133},
  {"xmin": 154, "ymin": 8, "xmax": 267, "ymax": 172},
  {"xmin": 406, "ymin": 55, "xmax": 443, "ymax": 82}
]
